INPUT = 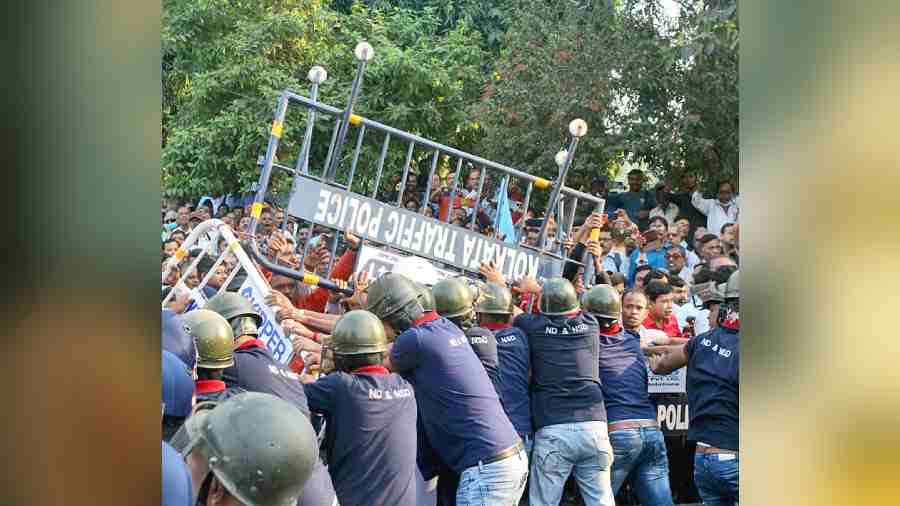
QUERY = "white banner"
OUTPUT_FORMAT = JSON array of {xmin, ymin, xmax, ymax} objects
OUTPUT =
[
  {"xmin": 237, "ymin": 277, "xmax": 293, "ymax": 365},
  {"xmin": 354, "ymin": 244, "xmax": 456, "ymax": 282}
]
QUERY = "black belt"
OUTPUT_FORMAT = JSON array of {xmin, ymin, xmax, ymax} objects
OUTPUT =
[{"xmin": 479, "ymin": 440, "xmax": 524, "ymax": 466}]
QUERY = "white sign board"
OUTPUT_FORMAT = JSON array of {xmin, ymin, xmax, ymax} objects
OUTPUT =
[
  {"xmin": 354, "ymin": 244, "xmax": 456, "ymax": 282},
  {"xmin": 238, "ymin": 278, "xmax": 293, "ymax": 365},
  {"xmin": 647, "ymin": 366, "xmax": 687, "ymax": 394}
]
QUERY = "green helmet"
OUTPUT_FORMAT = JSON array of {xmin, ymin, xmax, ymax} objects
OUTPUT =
[
  {"xmin": 182, "ymin": 309, "xmax": 235, "ymax": 369},
  {"xmin": 475, "ymin": 282, "xmax": 513, "ymax": 314},
  {"xmin": 205, "ymin": 292, "xmax": 261, "ymax": 338},
  {"xmin": 692, "ymin": 281, "xmax": 724, "ymax": 309},
  {"xmin": 415, "ymin": 282, "xmax": 436, "ymax": 312},
  {"xmin": 433, "ymin": 277, "xmax": 474, "ymax": 319},
  {"xmin": 330, "ymin": 310, "xmax": 388, "ymax": 356},
  {"xmin": 184, "ymin": 392, "xmax": 318, "ymax": 506},
  {"xmin": 724, "ymin": 270, "xmax": 739, "ymax": 300},
  {"xmin": 582, "ymin": 285, "xmax": 621, "ymax": 320},
  {"xmin": 539, "ymin": 277, "xmax": 580, "ymax": 315},
  {"xmin": 366, "ymin": 273, "xmax": 421, "ymax": 320}
]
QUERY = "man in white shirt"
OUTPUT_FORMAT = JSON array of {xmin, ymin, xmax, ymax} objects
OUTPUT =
[{"xmin": 691, "ymin": 181, "xmax": 739, "ymax": 236}]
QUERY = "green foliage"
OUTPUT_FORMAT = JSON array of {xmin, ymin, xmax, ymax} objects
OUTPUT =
[
  {"xmin": 471, "ymin": 0, "xmax": 738, "ymax": 193},
  {"xmin": 162, "ymin": 0, "xmax": 738, "ymax": 201},
  {"xmin": 162, "ymin": 0, "xmax": 487, "ymax": 200}
]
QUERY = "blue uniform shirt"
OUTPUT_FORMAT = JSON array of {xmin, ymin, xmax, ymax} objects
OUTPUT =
[
  {"xmin": 597, "ymin": 327, "xmax": 658, "ymax": 423},
  {"xmin": 465, "ymin": 326, "xmax": 503, "ymax": 401},
  {"xmin": 685, "ymin": 327, "xmax": 740, "ymax": 450},
  {"xmin": 485, "ymin": 323, "xmax": 532, "ymax": 437},
  {"xmin": 391, "ymin": 313, "xmax": 520, "ymax": 473},
  {"xmin": 222, "ymin": 338, "xmax": 310, "ymax": 416},
  {"xmin": 515, "ymin": 312, "xmax": 607, "ymax": 429},
  {"xmin": 304, "ymin": 366, "xmax": 418, "ymax": 506}
]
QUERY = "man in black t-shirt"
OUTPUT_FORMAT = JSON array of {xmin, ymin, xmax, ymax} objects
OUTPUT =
[
  {"xmin": 304, "ymin": 310, "xmax": 418, "ymax": 506},
  {"xmin": 646, "ymin": 271, "xmax": 740, "ymax": 506},
  {"xmin": 516, "ymin": 278, "xmax": 614, "ymax": 506}
]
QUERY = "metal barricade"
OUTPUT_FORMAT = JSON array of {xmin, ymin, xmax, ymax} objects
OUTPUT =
[
  {"xmin": 244, "ymin": 41, "xmax": 606, "ymax": 286},
  {"xmin": 161, "ymin": 219, "xmax": 294, "ymax": 364}
]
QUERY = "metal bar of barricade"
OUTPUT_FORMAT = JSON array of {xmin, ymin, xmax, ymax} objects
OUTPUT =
[
  {"xmin": 280, "ymin": 90, "xmax": 601, "ymax": 207},
  {"xmin": 325, "ymin": 50, "xmax": 370, "ymax": 182},
  {"xmin": 296, "ymin": 79, "xmax": 321, "ymax": 176},
  {"xmin": 395, "ymin": 141, "xmax": 416, "ymax": 206},
  {"xmin": 162, "ymin": 222, "xmax": 225, "ymax": 305},
  {"xmin": 469, "ymin": 167, "xmax": 487, "ymax": 229},
  {"xmin": 346, "ymin": 124, "xmax": 366, "ymax": 192},
  {"xmin": 370, "ymin": 132, "xmax": 391, "ymax": 198},
  {"xmin": 285, "ymin": 77, "xmax": 324, "ymax": 230},
  {"xmin": 421, "ymin": 150, "xmax": 440, "ymax": 214},
  {"xmin": 321, "ymin": 117, "xmax": 342, "ymax": 179},
  {"xmin": 243, "ymin": 89, "xmax": 353, "ymax": 296},
  {"xmin": 537, "ymin": 135, "xmax": 581, "ymax": 251},
  {"xmin": 445, "ymin": 158, "xmax": 463, "ymax": 223}
]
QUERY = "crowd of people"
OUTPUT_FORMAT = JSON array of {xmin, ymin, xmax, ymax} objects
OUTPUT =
[{"xmin": 161, "ymin": 166, "xmax": 740, "ymax": 506}]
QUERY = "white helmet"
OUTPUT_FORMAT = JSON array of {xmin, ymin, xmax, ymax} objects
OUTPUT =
[{"xmin": 392, "ymin": 255, "xmax": 442, "ymax": 287}]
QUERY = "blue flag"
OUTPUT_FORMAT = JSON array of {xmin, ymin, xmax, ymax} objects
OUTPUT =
[{"xmin": 494, "ymin": 178, "xmax": 517, "ymax": 244}]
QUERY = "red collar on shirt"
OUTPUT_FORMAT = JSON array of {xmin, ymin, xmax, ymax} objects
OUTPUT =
[
  {"xmin": 599, "ymin": 323, "xmax": 622, "ymax": 336},
  {"xmin": 235, "ymin": 338, "xmax": 267, "ymax": 351},
  {"xmin": 482, "ymin": 322, "xmax": 512, "ymax": 331},
  {"xmin": 642, "ymin": 315, "xmax": 681, "ymax": 337},
  {"xmin": 413, "ymin": 311, "xmax": 440, "ymax": 327},
  {"xmin": 351, "ymin": 365, "xmax": 389, "ymax": 375},
  {"xmin": 195, "ymin": 380, "xmax": 226, "ymax": 395}
]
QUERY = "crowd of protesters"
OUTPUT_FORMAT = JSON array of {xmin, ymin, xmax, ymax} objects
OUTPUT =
[{"xmin": 162, "ymin": 166, "xmax": 739, "ymax": 506}]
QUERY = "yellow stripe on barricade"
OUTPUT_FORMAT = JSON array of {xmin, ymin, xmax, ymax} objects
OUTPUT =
[
  {"xmin": 534, "ymin": 177, "xmax": 551, "ymax": 189},
  {"xmin": 271, "ymin": 120, "xmax": 284, "ymax": 138}
]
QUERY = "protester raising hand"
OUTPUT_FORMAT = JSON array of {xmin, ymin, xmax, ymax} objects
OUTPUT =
[{"xmin": 480, "ymin": 260, "xmax": 506, "ymax": 285}]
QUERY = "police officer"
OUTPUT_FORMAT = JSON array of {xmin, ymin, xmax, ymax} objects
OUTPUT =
[
  {"xmin": 646, "ymin": 271, "xmax": 740, "ymax": 506},
  {"xmin": 371, "ymin": 273, "xmax": 527, "ymax": 506},
  {"xmin": 181, "ymin": 309, "xmax": 244, "ymax": 403},
  {"xmin": 304, "ymin": 310, "xmax": 418, "ymax": 506},
  {"xmin": 516, "ymin": 277, "xmax": 614, "ymax": 506},
  {"xmin": 584, "ymin": 285, "xmax": 675, "ymax": 506},
  {"xmin": 432, "ymin": 277, "xmax": 503, "ymax": 397},
  {"xmin": 204, "ymin": 292, "xmax": 338, "ymax": 506},
  {"xmin": 204, "ymin": 292, "xmax": 310, "ymax": 414},
  {"xmin": 178, "ymin": 392, "xmax": 319, "ymax": 506},
  {"xmin": 162, "ymin": 350, "xmax": 194, "ymax": 442},
  {"xmin": 474, "ymin": 282, "xmax": 532, "ymax": 453}
]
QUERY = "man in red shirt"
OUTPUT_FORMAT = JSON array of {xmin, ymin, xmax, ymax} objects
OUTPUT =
[{"xmin": 642, "ymin": 280, "xmax": 682, "ymax": 337}]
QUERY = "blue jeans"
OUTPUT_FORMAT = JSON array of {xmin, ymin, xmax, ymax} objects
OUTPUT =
[
  {"xmin": 694, "ymin": 452, "xmax": 739, "ymax": 506},
  {"xmin": 457, "ymin": 448, "xmax": 528, "ymax": 506},
  {"xmin": 529, "ymin": 421, "xmax": 615, "ymax": 506},
  {"xmin": 608, "ymin": 426, "xmax": 674, "ymax": 506}
]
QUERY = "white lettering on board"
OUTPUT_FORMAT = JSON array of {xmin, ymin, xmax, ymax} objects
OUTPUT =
[
  {"xmin": 385, "ymin": 211, "xmax": 400, "ymax": 243},
  {"xmin": 314, "ymin": 189, "xmax": 331, "ymax": 222}
]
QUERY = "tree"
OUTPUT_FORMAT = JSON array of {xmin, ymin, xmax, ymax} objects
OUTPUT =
[
  {"xmin": 162, "ymin": 0, "xmax": 487, "ymax": 200},
  {"xmin": 471, "ymin": 0, "xmax": 738, "ymax": 197}
]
